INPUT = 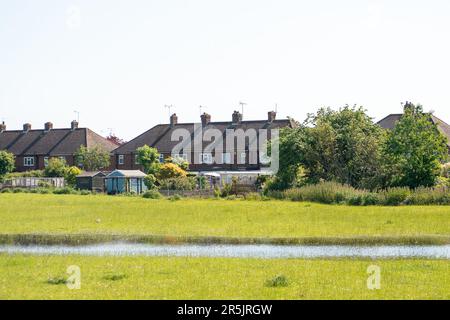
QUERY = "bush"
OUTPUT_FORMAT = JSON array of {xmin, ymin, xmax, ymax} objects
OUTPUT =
[
  {"xmin": 53, "ymin": 187, "xmax": 77, "ymax": 195},
  {"xmin": 159, "ymin": 177, "xmax": 195, "ymax": 191},
  {"xmin": 12, "ymin": 188, "xmax": 28, "ymax": 194},
  {"xmin": 378, "ymin": 187, "xmax": 411, "ymax": 206},
  {"xmin": 79, "ymin": 190, "xmax": 91, "ymax": 196},
  {"xmin": 283, "ymin": 182, "xmax": 363, "ymax": 204},
  {"xmin": 144, "ymin": 174, "xmax": 157, "ymax": 190},
  {"xmin": 142, "ymin": 190, "xmax": 162, "ymax": 199},
  {"xmin": 406, "ymin": 187, "xmax": 450, "ymax": 205},
  {"xmin": 168, "ymin": 194, "xmax": 183, "ymax": 201},
  {"xmin": 5, "ymin": 170, "xmax": 45, "ymax": 179},
  {"xmin": 1, "ymin": 188, "xmax": 12, "ymax": 193}
]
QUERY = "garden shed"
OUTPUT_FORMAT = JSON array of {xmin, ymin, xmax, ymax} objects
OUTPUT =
[
  {"xmin": 105, "ymin": 170, "xmax": 147, "ymax": 195},
  {"xmin": 76, "ymin": 172, "xmax": 107, "ymax": 192}
]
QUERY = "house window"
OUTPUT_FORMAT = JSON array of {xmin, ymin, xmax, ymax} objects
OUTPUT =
[
  {"xmin": 200, "ymin": 153, "xmax": 213, "ymax": 164},
  {"xmin": 159, "ymin": 154, "xmax": 165, "ymax": 163},
  {"xmin": 240, "ymin": 153, "xmax": 246, "ymax": 164},
  {"xmin": 44, "ymin": 157, "xmax": 49, "ymax": 167},
  {"xmin": 135, "ymin": 155, "xmax": 140, "ymax": 165},
  {"xmin": 59, "ymin": 156, "xmax": 66, "ymax": 163},
  {"xmin": 24, "ymin": 157, "xmax": 35, "ymax": 167},
  {"xmin": 118, "ymin": 155, "xmax": 125, "ymax": 165},
  {"xmin": 222, "ymin": 153, "xmax": 231, "ymax": 164},
  {"xmin": 174, "ymin": 154, "xmax": 188, "ymax": 163}
]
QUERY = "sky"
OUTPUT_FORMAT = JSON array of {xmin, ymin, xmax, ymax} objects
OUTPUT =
[{"xmin": 1, "ymin": 0, "xmax": 450, "ymax": 140}]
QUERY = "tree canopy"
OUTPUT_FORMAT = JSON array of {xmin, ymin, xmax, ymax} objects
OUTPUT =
[
  {"xmin": 0, "ymin": 150, "xmax": 15, "ymax": 178},
  {"xmin": 136, "ymin": 145, "xmax": 161, "ymax": 175},
  {"xmin": 381, "ymin": 103, "xmax": 448, "ymax": 188},
  {"xmin": 75, "ymin": 146, "xmax": 110, "ymax": 171}
]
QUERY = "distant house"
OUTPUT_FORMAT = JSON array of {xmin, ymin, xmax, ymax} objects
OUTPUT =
[
  {"xmin": 112, "ymin": 111, "xmax": 296, "ymax": 181},
  {"xmin": 0, "ymin": 121, "xmax": 117, "ymax": 172},
  {"xmin": 377, "ymin": 105, "xmax": 450, "ymax": 154},
  {"xmin": 105, "ymin": 170, "xmax": 147, "ymax": 194},
  {"xmin": 75, "ymin": 171, "xmax": 108, "ymax": 192}
]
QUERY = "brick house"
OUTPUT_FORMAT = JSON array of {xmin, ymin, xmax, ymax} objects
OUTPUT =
[
  {"xmin": 0, "ymin": 121, "xmax": 117, "ymax": 172},
  {"xmin": 113, "ymin": 111, "xmax": 296, "ymax": 176}
]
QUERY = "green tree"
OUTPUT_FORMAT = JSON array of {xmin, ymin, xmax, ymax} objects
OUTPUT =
[
  {"xmin": 75, "ymin": 146, "xmax": 110, "ymax": 171},
  {"xmin": 156, "ymin": 163, "xmax": 187, "ymax": 180},
  {"xmin": 275, "ymin": 106, "xmax": 385, "ymax": 190},
  {"xmin": 44, "ymin": 158, "xmax": 68, "ymax": 177},
  {"xmin": 0, "ymin": 150, "xmax": 15, "ymax": 179},
  {"xmin": 382, "ymin": 103, "xmax": 448, "ymax": 188},
  {"xmin": 136, "ymin": 145, "xmax": 161, "ymax": 175}
]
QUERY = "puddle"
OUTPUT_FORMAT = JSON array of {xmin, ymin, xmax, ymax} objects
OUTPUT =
[{"xmin": 0, "ymin": 243, "xmax": 449, "ymax": 259}]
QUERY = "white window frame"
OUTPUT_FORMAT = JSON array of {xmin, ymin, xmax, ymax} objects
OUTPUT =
[
  {"xmin": 118, "ymin": 155, "xmax": 125, "ymax": 165},
  {"xmin": 240, "ymin": 152, "xmax": 247, "ymax": 164},
  {"xmin": 222, "ymin": 153, "xmax": 232, "ymax": 164},
  {"xmin": 24, "ymin": 156, "xmax": 35, "ymax": 167},
  {"xmin": 159, "ymin": 154, "xmax": 165, "ymax": 163},
  {"xmin": 199, "ymin": 153, "xmax": 213, "ymax": 164},
  {"xmin": 135, "ymin": 154, "xmax": 140, "ymax": 165},
  {"xmin": 174, "ymin": 153, "xmax": 188, "ymax": 163},
  {"xmin": 44, "ymin": 157, "xmax": 49, "ymax": 167}
]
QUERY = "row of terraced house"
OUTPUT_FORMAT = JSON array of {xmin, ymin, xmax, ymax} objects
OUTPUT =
[{"xmin": 1, "ymin": 107, "xmax": 450, "ymax": 184}]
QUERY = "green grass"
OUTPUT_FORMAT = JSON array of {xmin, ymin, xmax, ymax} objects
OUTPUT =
[
  {"xmin": 0, "ymin": 255, "xmax": 448, "ymax": 300},
  {"xmin": 0, "ymin": 194, "xmax": 449, "ymax": 245}
]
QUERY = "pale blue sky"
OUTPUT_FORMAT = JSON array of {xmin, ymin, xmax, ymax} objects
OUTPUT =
[{"xmin": 1, "ymin": 0, "xmax": 450, "ymax": 139}]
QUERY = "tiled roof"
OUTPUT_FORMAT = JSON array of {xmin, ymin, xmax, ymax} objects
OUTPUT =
[
  {"xmin": 0, "ymin": 127, "xmax": 117, "ymax": 156},
  {"xmin": 377, "ymin": 113, "xmax": 450, "ymax": 147},
  {"xmin": 113, "ymin": 119, "xmax": 294, "ymax": 154}
]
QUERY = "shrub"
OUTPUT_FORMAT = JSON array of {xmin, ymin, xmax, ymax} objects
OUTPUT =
[
  {"xmin": 1, "ymin": 188, "xmax": 12, "ymax": 193},
  {"xmin": 79, "ymin": 190, "xmax": 91, "ymax": 196},
  {"xmin": 142, "ymin": 190, "xmax": 162, "ymax": 199},
  {"xmin": 12, "ymin": 188, "xmax": 28, "ymax": 194},
  {"xmin": 265, "ymin": 275, "xmax": 289, "ymax": 288},
  {"xmin": 44, "ymin": 158, "xmax": 67, "ymax": 177},
  {"xmin": 65, "ymin": 166, "xmax": 82, "ymax": 187},
  {"xmin": 168, "ymin": 194, "xmax": 183, "ymax": 201},
  {"xmin": 406, "ymin": 187, "xmax": 450, "ymax": 205},
  {"xmin": 157, "ymin": 163, "xmax": 187, "ymax": 180},
  {"xmin": 159, "ymin": 177, "xmax": 195, "ymax": 191},
  {"xmin": 53, "ymin": 187, "xmax": 77, "ymax": 195},
  {"xmin": 221, "ymin": 183, "xmax": 233, "ymax": 197},
  {"xmin": 378, "ymin": 187, "xmax": 411, "ymax": 206},
  {"xmin": 283, "ymin": 182, "xmax": 363, "ymax": 204}
]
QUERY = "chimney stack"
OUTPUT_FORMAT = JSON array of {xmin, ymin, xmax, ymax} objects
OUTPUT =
[
  {"xmin": 44, "ymin": 122, "xmax": 53, "ymax": 132},
  {"xmin": 71, "ymin": 120, "xmax": 79, "ymax": 131},
  {"xmin": 23, "ymin": 123, "xmax": 31, "ymax": 132},
  {"xmin": 0, "ymin": 121, "xmax": 5, "ymax": 132},
  {"xmin": 268, "ymin": 111, "xmax": 277, "ymax": 123},
  {"xmin": 232, "ymin": 111, "xmax": 242, "ymax": 124},
  {"xmin": 170, "ymin": 113, "xmax": 178, "ymax": 127},
  {"xmin": 201, "ymin": 113, "xmax": 211, "ymax": 126}
]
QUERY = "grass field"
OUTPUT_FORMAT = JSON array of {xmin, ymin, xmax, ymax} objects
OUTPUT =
[
  {"xmin": 0, "ymin": 193, "xmax": 449, "ymax": 300},
  {"xmin": 0, "ymin": 194, "xmax": 450, "ymax": 244},
  {"xmin": 0, "ymin": 255, "xmax": 448, "ymax": 300}
]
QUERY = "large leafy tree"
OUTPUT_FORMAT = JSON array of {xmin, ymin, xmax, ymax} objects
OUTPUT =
[
  {"xmin": 0, "ymin": 150, "xmax": 15, "ymax": 178},
  {"xmin": 275, "ymin": 106, "xmax": 385, "ymax": 189},
  {"xmin": 382, "ymin": 103, "xmax": 448, "ymax": 188},
  {"xmin": 136, "ymin": 145, "xmax": 161, "ymax": 175},
  {"xmin": 75, "ymin": 146, "xmax": 110, "ymax": 171}
]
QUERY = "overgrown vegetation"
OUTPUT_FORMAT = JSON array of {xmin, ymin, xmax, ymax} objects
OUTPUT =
[
  {"xmin": 273, "ymin": 103, "xmax": 449, "ymax": 192},
  {"xmin": 269, "ymin": 181, "xmax": 450, "ymax": 206}
]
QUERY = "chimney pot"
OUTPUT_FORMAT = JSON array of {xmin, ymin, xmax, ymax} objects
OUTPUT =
[
  {"xmin": 0, "ymin": 121, "xmax": 5, "ymax": 132},
  {"xmin": 71, "ymin": 120, "xmax": 79, "ymax": 131},
  {"xmin": 170, "ymin": 113, "xmax": 178, "ymax": 126},
  {"xmin": 44, "ymin": 122, "xmax": 53, "ymax": 132},
  {"xmin": 268, "ymin": 111, "xmax": 277, "ymax": 122},
  {"xmin": 23, "ymin": 123, "xmax": 31, "ymax": 132},
  {"xmin": 201, "ymin": 113, "xmax": 211, "ymax": 126},
  {"xmin": 232, "ymin": 111, "xmax": 242, "ymax": 124}
]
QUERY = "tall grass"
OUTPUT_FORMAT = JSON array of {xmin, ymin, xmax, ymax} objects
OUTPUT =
[{"xmin": 271, "ymin": 181, "xmax": 450, "ymax": 206}]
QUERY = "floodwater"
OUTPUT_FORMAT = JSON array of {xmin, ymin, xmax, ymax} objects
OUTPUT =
[{"xmin": 0, "ymin": 243, "xmax": 449, "ymax": 259}]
